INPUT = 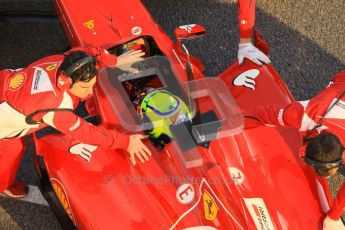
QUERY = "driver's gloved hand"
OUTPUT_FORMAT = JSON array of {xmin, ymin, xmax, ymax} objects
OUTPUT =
[
  {"xmin": 323, "ymin": 215, "xmax": 345, "ymax": 230},
  {"xmin": 237, "ymin": 42, "xmax": 271, "ymax": 66}
]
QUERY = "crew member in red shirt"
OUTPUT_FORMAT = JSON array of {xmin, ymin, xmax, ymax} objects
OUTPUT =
[
  {"xmin": 252, "ymin": 70, "xmax": 345, "ymax": 229},
  {"xmin": 0, "ymin": 46, "xmax": 151, "ymax": 198}
]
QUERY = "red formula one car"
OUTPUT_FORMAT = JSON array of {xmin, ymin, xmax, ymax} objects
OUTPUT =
[{"xmin": 32, "ymin": 0, "xmax": 333, "ymax": 229}]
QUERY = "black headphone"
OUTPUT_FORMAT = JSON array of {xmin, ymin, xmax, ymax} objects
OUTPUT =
[
  {"xmin": 305, "ymin": 154, "xmax": 343, "ymax": 169},
  {"xmin": 64, "ymin": 56, "xmax": 96, "ymax": 76}
]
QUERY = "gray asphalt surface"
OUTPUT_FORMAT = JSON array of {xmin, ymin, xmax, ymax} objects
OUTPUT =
[{"xmin": 0, "ymin": 0, "xmax": 344, "ymax": 229}]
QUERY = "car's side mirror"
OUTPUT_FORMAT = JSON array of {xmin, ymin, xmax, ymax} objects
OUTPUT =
[{"xmin": 175, "ymin": 24, "xmax": 206, "ymax": 47}]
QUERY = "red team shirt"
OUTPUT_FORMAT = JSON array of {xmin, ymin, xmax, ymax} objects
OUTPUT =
[
  {"xmin": 238, "ymin": 0, "xmax": 256, "ymax": 39},
  {"xmin": 0, "ymin": 46, "xmax": 129, "ymax": 150},
  {"xmin": 254, "ymin": 70, "xmax": 345, "ymax": 220}
]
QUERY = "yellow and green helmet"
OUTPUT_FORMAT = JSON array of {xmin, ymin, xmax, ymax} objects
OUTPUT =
[{"xmin": 139, "ymin": 89, "xmax": 191, "ymax": 139}]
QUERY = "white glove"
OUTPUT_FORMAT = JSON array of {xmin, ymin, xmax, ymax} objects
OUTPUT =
[
  {"xmin": 323, "ymin": 215, "xmax": 345, "ymax": 230},
  {"xmin": 238, "ymin": 42, "xmax": 271, "ymax": 66}
]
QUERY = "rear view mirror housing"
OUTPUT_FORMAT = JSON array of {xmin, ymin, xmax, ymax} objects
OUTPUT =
[{"xmin": 175, "ymin": 24, "xmax": 206, "ymax": 48}]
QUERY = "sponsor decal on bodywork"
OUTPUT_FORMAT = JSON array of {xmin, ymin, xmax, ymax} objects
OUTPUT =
[
  {"xmin": 7, "ymin": 73, "xmax": 26, "ymax": 91},
  {"xmin": 228, "ymin": 167, "xmax": 245, "ymax": 185},
  {"xmin": 243, "ymin": 198, "xmax": 274, "ymax": 230},
  {"xmin": 233, "ymin": 69, "xmax": 260, "ymax": 90},
  {"xmin": 131, "ymin": 26, "xmax": 142, "ymax": 36},
  {"xmin": 203, "ymin": 190, "xmax": 218, "ymax": 221},
  {"xmin": 68, "ymin": 143, "xmax": 98, "ymax": 162},
  {"xmin": 179, "ymin": 24, "xmax": 196, "ymax": 33},
  {"xmin": 170, "ymin": 178, "xmax": 244, "ymax": 230},
  {"xmin": 51, "ymin": 178, "xmax": 76, "ymax": 224},
  {"xmin": 176, "ymin": 183, "xmax": 195, "ymax": 204}
]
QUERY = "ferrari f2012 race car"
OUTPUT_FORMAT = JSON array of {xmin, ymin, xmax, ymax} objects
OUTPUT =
[{"xmin": 31, "ymin": 0, "xmax": 334, "ymax": 229}]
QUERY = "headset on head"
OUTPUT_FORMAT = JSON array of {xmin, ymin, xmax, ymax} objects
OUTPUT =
[
  {"xmin": 302, "ymin": 91, "xmax": 345, "ymax": 173},
  {"xmin": 305, "ymin": 155, "xmax": 343, "ymax": 170},
  {"xmin": 57, "ymin": 56, "xmax": 96, "ymax": 91}
]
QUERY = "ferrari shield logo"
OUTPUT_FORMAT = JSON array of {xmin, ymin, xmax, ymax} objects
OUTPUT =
[
  {"xmin": 203, "ymin": 190, "xmax": 218, "ymax": 221},
  {"xmin": 84, "ymin": 19, "xmax": 96, "ymax": 34},
  {"xmin": 46, "ymin": 63, "xmax": 58, "ymax": 71},
  {"xmin": 7, "ymin": 73, "xmax": 26, "ymax": 91}
]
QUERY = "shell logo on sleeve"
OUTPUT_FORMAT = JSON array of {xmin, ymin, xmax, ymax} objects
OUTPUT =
[{"xmin": 7, "ymin": 73, "xmax": 26, "ymax": 91}]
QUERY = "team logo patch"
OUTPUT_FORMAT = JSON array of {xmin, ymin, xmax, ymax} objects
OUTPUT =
[
  {"xmin": 84, "ymin": 19, "xmax": 96, "ymax": 35},
  {"xmin": 31, "ymin": 67, "xmax": 55, "ymax": 94},
  {"xmin": 46, "ymin": 64, "xmax": 58, "ymax": 71},
  {"xmin": 203, "ymin": 190, "xmax": 218, "ymax": 221},
  {"xmin": 7, "ymin": 73, "xmax": 26, "ymax": 91}
]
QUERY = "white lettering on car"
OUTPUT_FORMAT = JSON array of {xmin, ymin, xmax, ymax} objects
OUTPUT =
[
  {"xmin": 68, "ymin": 143, "xmax": 98, "ymax": 162},
  {"xmin": 233, "ymin": 69, "xmax": 260, "ymax": 90}
]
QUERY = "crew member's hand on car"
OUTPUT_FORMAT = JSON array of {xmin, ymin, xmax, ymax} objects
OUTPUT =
[
  {"xmin": 127, "ymin": 134, "xmax": 152, "ymax": 166},
  {"xmin": 117, "ymin": 50, "xmax": 145, "ymax": 73},
  {"xmin": 323, "ymin": 215, "xmax": 345, "ymax": 230},
  {"xmin": 117, "ymin": 50, "xmax": 145, "ymax": 65},
  {"xmin": 237, "ymin": 40, "xmax": 270, "ymax": 66}
]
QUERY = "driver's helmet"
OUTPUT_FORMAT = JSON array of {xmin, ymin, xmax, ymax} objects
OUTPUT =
[{"xmin": 136, "ymin": 89, "xmax": 191, "ymax": 142}]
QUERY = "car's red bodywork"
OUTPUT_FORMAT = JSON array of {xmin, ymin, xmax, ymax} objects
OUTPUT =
[{"xmin": 34, "ymin": 0, "xmax": 333, "ymax": 229}]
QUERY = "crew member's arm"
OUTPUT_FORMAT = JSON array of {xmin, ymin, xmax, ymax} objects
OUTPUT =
[
  {"xmin": 253, "ymin": 101, "xmax": 307, "ymax": 130},
  {"xmin": 41, "ymin": 102, "xmax": 151, "ymax": 164},
  {"xmin": 68, "ymin": 45, "xmax": 145, "ymax": 69},
  {"xmin": 324, "ymin": 184, "xmax": 345, "ymax": 229},
  {"xmin": 238, "ymin": 0, "xmax": 255, "ymax": 40},
  {"xmin": 328, "ymin": 184, "xmax": 345, "ymax": 220},
  {"xmin": 43, "ymin": 107, "xmax": 130, "ymax": 150},
  {"xmin": 237, "ymin": 0, "xmax": 270, "ymax": 65},
  {"xmin": 66, "ymin": 46, "xmax": 118, "ymax": 68}
]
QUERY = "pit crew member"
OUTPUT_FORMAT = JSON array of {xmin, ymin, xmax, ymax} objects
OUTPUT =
[
  {"xmin": 0, "ymin": 46, "xmax": 152, "ymax": 199},
  {"xmin": 251, "ymin": 70, "xmax": 345, "ymax": 229}
]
